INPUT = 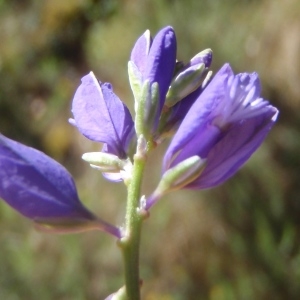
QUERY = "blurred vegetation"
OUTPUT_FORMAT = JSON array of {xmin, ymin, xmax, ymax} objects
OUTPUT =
[{"xmin": 0, "ymin": 0, "xmax": 299, "ymax": 299}]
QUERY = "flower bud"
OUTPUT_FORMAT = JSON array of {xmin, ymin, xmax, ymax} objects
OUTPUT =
[
  {"xmin": 165, "ymin": 49, "xmax": 212, "ymax": 107},
  {"xmin": 189, "ymin": 48, "xmax": 213, "ymax": 68},
  {"xmin": 82, "ymin": 152, "xmax": 128, "ymax": 173},
  {"xmin": 165, "ymin": 63, "xmax": 206, "ymax": 107}
]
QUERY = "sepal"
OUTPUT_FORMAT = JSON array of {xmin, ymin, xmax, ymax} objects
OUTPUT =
[
  {"xmin": 145, "ymin": 156, "xmax": 206, "ymax": 210},
  {"xmin": 128, "ymin": 61, "xmax": 142, "ymax": 113},
  {"xmin": 135, "ymin": 80, "xmax": 160, "ymax": 139},
  {"xmin": 156, "ymin": 155, "xmax": 206, "ymax": 193},
  {"xmin": 71, "ymin": 72, "xmax": 135, "ymax": 159},
  {"xmin": 0, "ymin": 134, "xmax": 120, "ymax": 237},
  {"xmin": 154, "ymin": 155, "xmax": 206, "ymax": 195}
]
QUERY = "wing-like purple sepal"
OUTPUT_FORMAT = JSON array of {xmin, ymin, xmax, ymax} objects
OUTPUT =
[
  {"xmin": 72, "ymin": 73, "xmax": 135, "ymax": 159},
  {"xmin": 0, "ymin": 134, "xmax": 94, "ymax": 221}
]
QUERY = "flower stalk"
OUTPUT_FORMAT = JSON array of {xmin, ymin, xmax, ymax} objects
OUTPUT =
[{"xmin": 119, "ymin": 136, "xmax": 148, "ymax": 299}]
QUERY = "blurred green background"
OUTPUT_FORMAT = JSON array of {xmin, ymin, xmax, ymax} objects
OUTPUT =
[{"xmin": 0, "ymin": 0, "xmax": 299, "ymax": 299}]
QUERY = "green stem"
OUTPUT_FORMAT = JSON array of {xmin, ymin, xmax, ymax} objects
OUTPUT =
[{"xmin": 120, "ymin": 148, "xmax": 147, "ymax": 300}]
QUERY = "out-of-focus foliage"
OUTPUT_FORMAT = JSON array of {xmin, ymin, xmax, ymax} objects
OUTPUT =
[{"xmin": 0, "ymin": 0, "xmax": 299, "ymax": 299}]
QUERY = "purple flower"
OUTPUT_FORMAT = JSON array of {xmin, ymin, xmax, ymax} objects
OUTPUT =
[
  {"xmin": 0, "ymin": 134, "xmax": 120, "ymax": 236},
  {"xmin": 71, "ymin": 72, "xmax": 135, "ymax": 181},
  {"xmin": 163, "ymin": 63, "xmax": 279, "ymax": 190},
  {"xmin": 130, "ymin": 26, "xmax": 177, "ymax": 129},
  {"xmin": 165, "ymin": 48, "xmax": 213, "ymax": 107}
]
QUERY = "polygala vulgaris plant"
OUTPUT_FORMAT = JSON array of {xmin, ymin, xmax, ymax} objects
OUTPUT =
[{"xmin": 0, "ymin": 26, "xmax": 278, "ymax": 299}]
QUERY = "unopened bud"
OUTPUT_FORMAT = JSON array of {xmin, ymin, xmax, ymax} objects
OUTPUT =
[
  {"xmin": 189, "ymin": 48, "xmax": 213, "ymax": 68},
  {"xmin": 166, "ymin": 63, "xmax": 206, "ymax": 107},
  {"xmin": 165, "ymin": 49, "xmax": 213, "ymax": 107},
  {"xmin": 82, "ymin": 152, "xmax": 127, "ymax": 173}
]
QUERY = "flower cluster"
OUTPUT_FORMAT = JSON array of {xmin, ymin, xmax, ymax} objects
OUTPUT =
[{"xmin": 0, "ymin": 26, "xmax": 278, "ymax": 234}]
